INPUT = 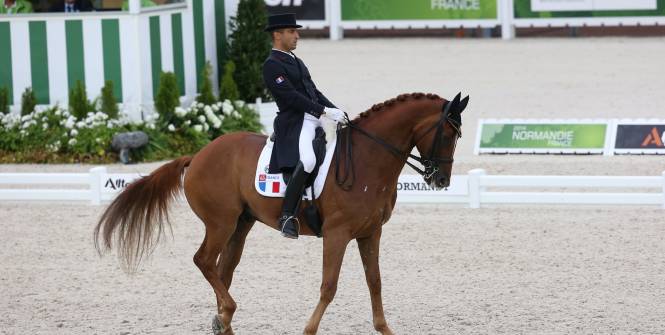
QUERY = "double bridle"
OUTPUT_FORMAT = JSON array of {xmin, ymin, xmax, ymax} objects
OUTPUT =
[{"xmin": 334, "ymin": 100, "xmax": 461, "ymax": 191}]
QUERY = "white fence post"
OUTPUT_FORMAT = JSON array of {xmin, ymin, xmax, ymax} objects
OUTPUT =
[
  {"xmin": 89, "ymin": 167, "xmax": 107, "ymax": 205},
  {"xmin": 468, "ymin": 169, "xmax": 486, "ymax": 209},
  {"xmin": 329, "ymin": 0, "xmax": 343, "ymax": 41},
  {"xmin": 501, "ymin": 0, "xmax": 515, "ymax": 40},
  {"xmin": 604, "ymin": 119, "xmax": 617, "ymax": 156},
  {"xmin": 662, "ymin": 170, "xmax": 665, "ymax": 209}
]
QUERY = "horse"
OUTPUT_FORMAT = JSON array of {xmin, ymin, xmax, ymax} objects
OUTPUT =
[{"xmin": 95, "ymin": 92, "xmax": 468, "ymax": 335}]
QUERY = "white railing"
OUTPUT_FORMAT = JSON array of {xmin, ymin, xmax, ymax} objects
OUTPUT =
[
  {"xmin": 1, "ymin": 167, "xmax": 664, "ymax": 208},
  {"xmin": 0, "ymin": 167, "xmax": 106, "ymax": 205},
  {"xmin": 467, "ymin": 169, "xmax": 665, "ymax": 209}
]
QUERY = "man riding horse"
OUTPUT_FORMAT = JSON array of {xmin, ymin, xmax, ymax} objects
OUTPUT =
[
  {"xmin": 95, "ymin": 13, "xmax": 468, "ymax": 334},
  {"xmin": 262, "ymin": 13, "xmax": 346, "ymax": 239}
]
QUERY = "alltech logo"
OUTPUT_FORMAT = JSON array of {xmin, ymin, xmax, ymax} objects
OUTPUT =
[
  {"xmin": 615, "ymin": 124, "xmax": 665, "ymax": 149},
  {"xmin": 641, "ymin": 127, "xmax": 665, "ymax": 147}
]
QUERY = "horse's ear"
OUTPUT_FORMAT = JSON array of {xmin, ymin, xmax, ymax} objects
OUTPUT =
[
  {"xmin": 452, "ymin": 92, "xmax": 462, "ymax": 106},
  {"xmin": 457, "ymin": 95, "xmax": 469, "ymax": 113},
  {"xmin": 443, "ymin": 92, "xmax": 461, "ymax": 114}
]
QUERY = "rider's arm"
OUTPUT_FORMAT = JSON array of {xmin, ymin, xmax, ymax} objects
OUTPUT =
[
  {"xmin": 314, "ymin": 88, "xmax": 336, "ymax": 109},
  {"xmin": 263, "ymin": 59, "xmax": 325, "ymax": 118}
]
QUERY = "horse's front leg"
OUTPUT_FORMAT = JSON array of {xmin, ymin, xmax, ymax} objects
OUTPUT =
[
  {"xmin": 304, "ymin": 233, "xmax": 351, "ymax": 335},
  {"xmin": 357, "ymin": 228, "xmax": 394, "ymax": 335}
]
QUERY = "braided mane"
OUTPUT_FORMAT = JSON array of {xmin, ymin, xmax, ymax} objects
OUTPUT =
[{"xmin": 353, "ymin": 92, "xmax": 443, "ymax": 122}]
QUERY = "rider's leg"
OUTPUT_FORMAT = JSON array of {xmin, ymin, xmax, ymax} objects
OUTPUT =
[
  {"xmin": 278, "ymin": 115, "xmax": 320, "ymax": 239},
  {"xmin": 299, "ymin": 114, "xmax": 320, "ymax": 174}
]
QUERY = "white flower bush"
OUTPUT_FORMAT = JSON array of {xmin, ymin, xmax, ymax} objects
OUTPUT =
[
  {"xmin": 162, "ymin": 99, "xmax": 260, "ymax": 139},
  {"xmin": 0, "ymin": 98, "xmax": 261, "ymax": 163}
]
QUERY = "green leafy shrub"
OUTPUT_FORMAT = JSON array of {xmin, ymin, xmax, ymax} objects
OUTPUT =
[
  {"xmin": 154, "ymin": 72, "xmax": 180, "ymax": 127},
  {"xmin": 0, "ymin": 86, "xmax": 9, "ymax": 115},
  {"xmin": 227, "ymin": 0, "xmax": 270, "ymax": 101},
  {"xmin": 219, "ymin": 61, "xmax": 240, "ymax": 102},
  {"xmin": 100, "ymin": 80, "xmax": 119, "ymax": 119},
  {"xmin": 196, "ymin": 61, "xmax": 217, "ymax": 106},
  {"xmin": 69, "ymin": 80, "xmax": 95, "ymax": 120},
  {"xmin": 21, "ymin": 87, "xmax": 37, "ymax": 116}
]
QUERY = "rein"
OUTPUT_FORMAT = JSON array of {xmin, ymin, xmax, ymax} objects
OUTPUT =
[{"xmin": 334, "ymin": 100, "xmax": 461, "ymax": 191}]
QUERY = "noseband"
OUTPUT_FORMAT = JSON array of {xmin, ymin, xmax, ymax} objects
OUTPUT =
[{"xmin": 334, "ymin": 100, "xmax": 461, "ymax": 190}]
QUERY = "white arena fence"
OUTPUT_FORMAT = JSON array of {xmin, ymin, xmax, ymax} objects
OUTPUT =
[{"xmin": 1, "ymin": 167, "xmax": 663, "ymax": 209}]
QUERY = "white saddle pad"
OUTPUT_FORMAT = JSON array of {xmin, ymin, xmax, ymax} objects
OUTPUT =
[{"xmin": 254, "ymin": 132, "xmax": 337, "ymax": 200}]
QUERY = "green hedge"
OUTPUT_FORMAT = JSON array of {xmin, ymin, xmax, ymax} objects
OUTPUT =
[{"xmin": 0, "ymin": 100, "xmax": 262, "ymax": 163}]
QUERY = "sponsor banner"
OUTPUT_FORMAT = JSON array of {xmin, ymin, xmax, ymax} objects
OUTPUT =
[
  {"xmin": 531, "ymin": 0, "xmax": 657, "ymax": 12},
  {"xmin": 478, "ymin": 123, "xmax": 607, "ymax": 152},
  {"xmin": 341, "ymin": 0, "xmax": 498, "ymax": 20},
  {"xmin": 515, "ymin": 0, "xmax": 665, "ymax": 18},
  {"xmin": 397, "ymin": 175, "xmax": 468, "ymax": 195},
  {"xmin": 614, "ymin": 124, "xmax": 665, "ymax": 153},
  {"xmin": 265, "ymin": 0, "xmax": 326, "ymax": 21}
]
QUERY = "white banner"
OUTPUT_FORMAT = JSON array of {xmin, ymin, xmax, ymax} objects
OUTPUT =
[
  {"xmin": 396, "ymin": 175, "xmax": 468, "ymax": 196},
  {"xmin": 99, "ymin": 173, "xmax": 469, "ymax": 197},
  {"xmin": 531, "ymin": 0, "xmax": 657, "ymax": 11}
]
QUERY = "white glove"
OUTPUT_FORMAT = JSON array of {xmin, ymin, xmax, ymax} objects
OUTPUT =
[{"xmin": 323, "ymin": 107, "xmax": 347, "ymax": 124}]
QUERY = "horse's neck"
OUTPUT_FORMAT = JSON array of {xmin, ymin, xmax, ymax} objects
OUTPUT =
[{"xmin": 354, "ymin": 101, "xmax": 436, "ymax": 183}]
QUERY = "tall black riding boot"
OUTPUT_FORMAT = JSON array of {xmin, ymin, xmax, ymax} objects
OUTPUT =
[{"xmin": 278, "ymin": 162, "xmax": 310, "ymax": 239}]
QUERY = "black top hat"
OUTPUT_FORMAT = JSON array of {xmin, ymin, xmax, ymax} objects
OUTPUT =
[{"xmin": 265, "ymin": 13, "xmax": 302, "ymax": 32}]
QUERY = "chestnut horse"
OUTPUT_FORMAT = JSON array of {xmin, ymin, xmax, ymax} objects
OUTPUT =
[{"xmin": 95, "ymin": 92, "xmax": 468, "ymax": 335}]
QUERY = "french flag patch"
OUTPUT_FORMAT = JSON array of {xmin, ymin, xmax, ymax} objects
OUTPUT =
[{"xmin": 275, "ymin": 76, "xmax": 285, "ymax": 84}]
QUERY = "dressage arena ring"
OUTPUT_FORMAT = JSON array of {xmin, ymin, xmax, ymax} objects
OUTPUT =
[
  {"xmin": 3, "ymin": 203, "xmax": 665, "ymax": 334},
  {"xmin": 3, "ymin": 37, "xmax": 665, "ymax": 334}
]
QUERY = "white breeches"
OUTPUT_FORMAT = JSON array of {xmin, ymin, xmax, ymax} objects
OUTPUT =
[{"xmin": 298, "ymin": 114, "xmax": 321, "ymax": 173}]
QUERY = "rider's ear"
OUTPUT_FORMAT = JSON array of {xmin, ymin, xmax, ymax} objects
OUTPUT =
[{"xmin": 458, "ymin": 95, "xmax": 469, "ymax": 113}]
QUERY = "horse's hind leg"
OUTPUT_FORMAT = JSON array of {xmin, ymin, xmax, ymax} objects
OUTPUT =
[
  {"xmin": 218, "ymin": 211, "xmax": 255, "ymax": 288},
  {"xmin": 193, "ymin": 215, "xmax": 239, "ymax": 335},
  {"xmin": 214, "ymin": 211, "xmax": 255, "ymax": 324},
  {"xmin": 357, "ymin": 228, "xmax": 394, "ymax": 335}
]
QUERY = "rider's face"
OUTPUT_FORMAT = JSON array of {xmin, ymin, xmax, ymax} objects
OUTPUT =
[{"xmin": 274, "ymin": 28, "xmax": 299, "ymax": 51}]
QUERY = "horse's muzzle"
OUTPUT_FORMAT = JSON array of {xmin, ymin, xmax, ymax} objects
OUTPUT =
[
  {"xmin": 435, "ymin": 174, "xmax": 450, "ymax": 189},
  {"xmin": 426, "ymin": 173, "xmax": 450, "ymax": 190}
]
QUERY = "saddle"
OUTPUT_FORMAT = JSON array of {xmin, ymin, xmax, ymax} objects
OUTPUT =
[{"xmin": 255, "ymin": 126, "xmax": 337, "ymax": 237}]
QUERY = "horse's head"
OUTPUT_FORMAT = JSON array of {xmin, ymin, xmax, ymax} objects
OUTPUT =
[{"xmin": 413, "ymin": 92, "xmax": 468, "ymax": 190}]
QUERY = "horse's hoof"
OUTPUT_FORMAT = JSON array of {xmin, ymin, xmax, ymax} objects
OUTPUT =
[
  {"xmin": 211, "ymin": 314, "xmax": 234, "ymax": 335},
  {"xmin": 212, "ymin": 314, "xmax": 222, "ymax": 335}
]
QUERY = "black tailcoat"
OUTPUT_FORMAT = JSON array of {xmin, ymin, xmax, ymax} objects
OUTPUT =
[{"xmin": 263, "ymin": 49, "xmax": 335, "ymax": 173}]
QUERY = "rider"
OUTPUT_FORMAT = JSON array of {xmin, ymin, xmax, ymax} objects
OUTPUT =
[{"xmin": 262, "ymin": 13, "xmax": 346, "ymax": 239}]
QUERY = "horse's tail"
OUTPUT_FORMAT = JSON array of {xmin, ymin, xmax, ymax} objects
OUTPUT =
[{"xmin": 94, "ymin": 156, "xmax": 192, "ymax": 272}]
